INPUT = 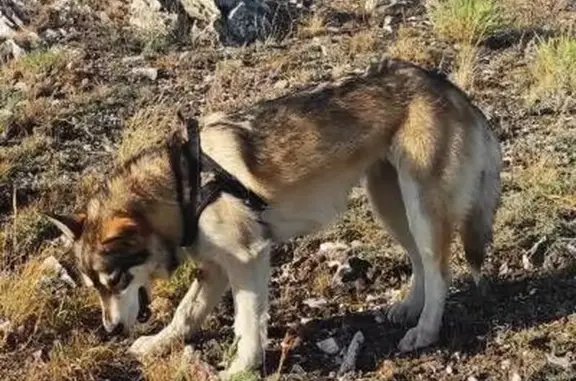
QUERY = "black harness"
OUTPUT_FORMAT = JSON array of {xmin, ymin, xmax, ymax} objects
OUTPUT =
[{"xmin": 167, "ymin": 116, "xmax": 268, "ymax": 249}]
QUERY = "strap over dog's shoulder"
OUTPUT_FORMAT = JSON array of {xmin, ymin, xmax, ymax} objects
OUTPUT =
[{"xmin": 173, "ymin": 112, "xmax": 267, "ymax": 248}]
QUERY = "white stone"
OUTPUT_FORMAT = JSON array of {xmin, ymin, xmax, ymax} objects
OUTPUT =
[{"xmin": 132, "ymin": 67, "xmax": 159, "ymax": 81}]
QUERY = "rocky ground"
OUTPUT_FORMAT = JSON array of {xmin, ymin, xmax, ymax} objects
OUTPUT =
[{"xmin": 0, "ymin": 0, "xmax": 575, "ymax": 380}]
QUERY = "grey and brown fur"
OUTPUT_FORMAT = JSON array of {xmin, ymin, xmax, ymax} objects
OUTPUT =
[{"xmin": 46, "ymin": 58, "xmax": 502, "ymax": 379}]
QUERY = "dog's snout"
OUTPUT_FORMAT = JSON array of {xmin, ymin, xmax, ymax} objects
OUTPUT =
[{"xmin": 108, "ymin": 323, "xmax": 124, "ymax": 336}]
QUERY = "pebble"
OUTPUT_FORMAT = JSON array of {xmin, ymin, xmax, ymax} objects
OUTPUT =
[
  {"xmin": 316, "ymin": 337, "xmax": 340, "ymax": 355},
  {"xmin": 131, "ymin": 67, "xmax": 159, "ymax": 81}
]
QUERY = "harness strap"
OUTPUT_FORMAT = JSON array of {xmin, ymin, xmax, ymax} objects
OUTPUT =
[{"xmin": 170, "ymin": 115, "xmax": 268, "ymax": 248}]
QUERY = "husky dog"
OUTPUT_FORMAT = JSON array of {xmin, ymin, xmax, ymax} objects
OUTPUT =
[{"xmin": 46, "ymin": 59, "xmax": 502, "ymax": 378}]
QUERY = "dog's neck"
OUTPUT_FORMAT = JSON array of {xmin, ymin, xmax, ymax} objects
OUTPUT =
[{"xmin": 103, "ymin": 146, "xmax": 190, "ymax": 255}]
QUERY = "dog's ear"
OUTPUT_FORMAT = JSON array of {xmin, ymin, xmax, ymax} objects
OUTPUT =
[
  {"xmin": 100, "ymin": 215, "xmax": 147, "ymax": 251},
  {"xmin": 44, "ymin": 213, "xmax": 86, "ymax": 242}
]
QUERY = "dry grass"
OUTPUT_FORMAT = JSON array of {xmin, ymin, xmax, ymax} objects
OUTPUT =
[
  {"xmin": 388, "ymin": 27, "xmax": 438, "ymax": 67},
  {"xmin": 297, "ymin": 12, "xmax": 326, "ymax": 38},
  {"xmin": 527, "ymin": 35, "xmax": 576, "ymax": 109},
  {"xmin": 0, "ymin": 49, "xmax": 67, "ymax": 81},
  {"xmin": 451, "ymin": 44, "xmax": 479, "ymax": 91},
  {"xmin": 0, "ymin": 203, "xmax": 51, "ymax": 268},
  {"xmin": 312, "ymin": 271, "xmax": 332, "ymax": 297},
  {"xmin": 344, "ymin": 29, "xmax": 378, "ymax": 58},
  {"xmin": 0, "ymin": 48, "xmax": 83, "ymax": 99},
  {"xmin": 22, "ymin": 333, "xmax": 121, "ymax": 381},
  {"xmin": 502, "ymin": 0, "xmax": 569, "ymax": 29},
  {"xmin": 205, "ymin": 59, "xmax": 259, "ymax": 112},
  {"xmin": 0, "ymin": 256, "xmax": 96, "ymax": 342},
  {"xmin": 0, "ymin": 134, "xmax": 50, "ymax": 183},
  {"xmin": 514, "ymin": 157, "xmax": 575, "ymax": 210},
  {"xmin": 117, "ymin": 101, "xmax": 179, "ymax": 162},
  {"xmin": 428, "ymin": 0, "xmax": 505, "ymax": 43},
  {"xmin": 140, "ymin": 344, "xmax": 186, "ymax": 381},
  {"xmin": 496, "ymin": 156, "xmax": 575, "ymax": 247},
  {"xmin": 152, "ymin": 261, "xmax": 199, "ymax": 324},
  {"xmin": 0, "ymin": 259, "xmax": 49, "ymax": 327}
]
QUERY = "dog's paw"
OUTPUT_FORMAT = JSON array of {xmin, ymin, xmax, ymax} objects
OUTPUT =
[
  {"xmin": 398, "ymin": 326, "xmax": 438, "ymax": 352},
  {"xmin": 128, "ymin": 334, "xmax": 166, "ymax": 358},
  {"xmin": 387, "ymin": 300, "xmax": 422, "ymax": 325}
]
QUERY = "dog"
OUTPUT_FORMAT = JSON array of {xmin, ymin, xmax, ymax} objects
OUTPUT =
[{"xmin": 46, "ymin": 58, "xmax": 502, "ymax": 379}]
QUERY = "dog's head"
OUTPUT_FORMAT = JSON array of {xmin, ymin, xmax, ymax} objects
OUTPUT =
[{"xmin": 46, "ymin": 209, "xmax": 173, "ymax": 335}]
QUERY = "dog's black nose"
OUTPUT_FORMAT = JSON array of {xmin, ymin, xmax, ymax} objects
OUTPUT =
[{"xmin": 110, "ymin": 323, "xmax": 124, "ymax": 336}]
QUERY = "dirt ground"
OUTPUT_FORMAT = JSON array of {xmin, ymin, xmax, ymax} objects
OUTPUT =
[{"xmin": 1, "ymin": 0, "xmax": 575, "ymax": 380}]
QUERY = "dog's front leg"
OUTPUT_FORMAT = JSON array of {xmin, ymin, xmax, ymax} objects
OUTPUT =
[
  {"xmin": 219, "ymin": 241, "xmax": 271, "ymax": 380},
  {"xmin": 129, "ymin": 260, "xmax": 229, "ymax": 358}
]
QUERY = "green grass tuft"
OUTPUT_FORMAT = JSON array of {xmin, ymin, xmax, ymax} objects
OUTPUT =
[
  {"xmin": 528, "ymin": 35, "xmax": 576, "ymax": 109},
  {"xmin": 429, "ymin": 0, "xmax": 505, "ymax": 43}
]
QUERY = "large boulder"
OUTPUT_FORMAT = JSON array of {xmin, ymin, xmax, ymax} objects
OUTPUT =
[{"xmin": 128, "ymin": 0, "xmax": 306, "ymax": 47}]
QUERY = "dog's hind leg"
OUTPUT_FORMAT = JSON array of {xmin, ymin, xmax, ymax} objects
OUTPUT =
[
  {"xmin": 129, "ymin": 259, "xmax": 229, "ymax": 357},
  {"xmin": 397, "ymin": 172, "xmax": 454, "ymax": 352},
  {"xmin": 365, "ymin": 160, "xmax": 424, "ymax": 325}
]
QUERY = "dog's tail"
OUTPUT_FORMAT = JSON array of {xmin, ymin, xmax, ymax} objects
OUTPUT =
[{"xmin": 460, "ymin": 128, "xmax": 502, "ymax": 288}]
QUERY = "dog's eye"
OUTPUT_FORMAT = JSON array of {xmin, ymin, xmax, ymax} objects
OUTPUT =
[
  {"xmin": 108, "ymin": 270, "xmax": 122, "ymax": 287},
  {"xmin": 119, "ymin": 272, "xmax": 133, "ymax": 290},
  {"xmin": 108, "ymin": 270, "xmax": 133, "ymax": 290}
]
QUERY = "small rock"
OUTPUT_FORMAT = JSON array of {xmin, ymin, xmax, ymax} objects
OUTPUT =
[
  {"xmin": 522, "ymin": 253, "xmax": 533, "ymax": 270},
  {"xmin": 0, "ymin": 320, "xmax": 11, "ymax": 335},
  {"xmin": 510, "ymin": 373, "xmax": 521, "ymax": 381},
  {"xmin": 501, "ymin": 359, "xmax": 511, "ymax": 370},
  {"xmin": 545, "ymin": 353, "xmax": 573, "ymax": 370},
  {"xmin": 122, "ymin": 55, "xmax": 145, "ymax": 63},
  {"xmin": 132, "ymin": 67, "xmax": 159, "ymax": 81},
  {"xmin": 338, "ymin": 331, "xmax": 365, "ymax": 375},
  {"xmin": 129, "ymin": 0, "xmax": 175, "ymax": 33},
  {"xmin": 14, "ymin": 81, "xmax": 29, "ymax": 92},
  {"xmin": 364, "ymin": 0, "xmax": 381, "ymax": 13},
  {"xmin": 300, "ymin": 317, "xmax": 313, "ymax": 325},
  {"xmin": 302, "ymin": 297, "xmax": 327, "ymax": 308},
  {"xmin": 446, "ymin": 364, "xmax": 453, "ymax": 374},
  {"xmin": 350, "ymin": 240, "xmax": 363, "ymax": 248},
  {"xmin": 523, "ymin": 236, "xmax": 548, "ymax": 268},
  {"xmin": 0, "ymin": 1, "xmax": 27, "ymax": 39},
  {"xmin": 273, "ymin": 79, "xmax": 289, "ymax": 89},
  {"xmin": 31, "ymin": 348, "xmax": 48, "ymax": 363},
  {"xmin": 41, "ymin": 28, "xmax": 61, "ymax": 43},
  {"xmin": 498, "ymin": 262, "xmax": 509, "ymax": 276},
  {"xmin": 318, "ymin": 241, "xmax": 350, "ymax": 255},
  {"xmin": 316, "ymin": 337, "xmax": 340, "ymax": 355},
  {"xmin": 467, "ymin": 377, "xmax": 478, "ymax": 381},
  {"xmin": 290, "ymin": 364, "xmax": 306, "ymax": 374},
  {"xmin": 365, "ymin": 294, "xmax": 380, "ymax": 303},
  {"xmin": 383, "ymin": 15, "xmax": 394, "ymax": 33},
  {"xmin": 179, "ymin": 345, "xmax": 219, "ymax": 380},
  {"xmin": 41, "ymin": 256, "xmax": 77, "ymax": 288},
  {"xmin": 0, "ymin": 39, "xmax": 24, "ymax": 63}
]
